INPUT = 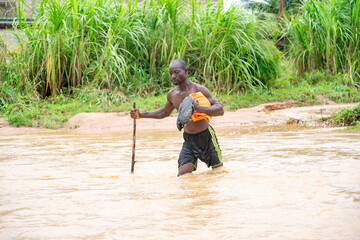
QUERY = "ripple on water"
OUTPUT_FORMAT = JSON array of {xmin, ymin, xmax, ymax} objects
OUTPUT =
[{"xmin": 0, "ymin": 128, "xmax": 359, "ymax": 239}]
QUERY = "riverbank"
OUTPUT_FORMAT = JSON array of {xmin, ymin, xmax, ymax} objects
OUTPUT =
[{"xmin": 0, "ymin": 102, "xmax": 357, "ymax": 134}]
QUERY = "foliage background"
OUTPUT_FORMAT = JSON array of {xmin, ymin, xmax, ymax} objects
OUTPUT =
[
  {"xmin": 0, "ymin": 0, "xmax": 360, "ymax": 128},
  {"xmin": 1, "ymin": 0, "xmax": 282, "ymax": 97}
]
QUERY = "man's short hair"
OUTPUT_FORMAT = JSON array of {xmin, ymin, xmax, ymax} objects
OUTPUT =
[{"xmin": 172, "ymin": 59, "xmax": 187, "ymax": 70}]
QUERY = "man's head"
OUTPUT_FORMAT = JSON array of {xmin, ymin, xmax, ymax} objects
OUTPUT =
[{"xmin": 169, "ymin": 59, "xmax": 188, "ymax": 85}]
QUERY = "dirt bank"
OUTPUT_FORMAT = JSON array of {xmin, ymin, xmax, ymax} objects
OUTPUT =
[
  {"xmin": 63, "ymin": 102, "xmax": 356, "ymax": 132},
  {"xmin": 0, "ymin": 102, "xmax": 357, "ymax": 134}
]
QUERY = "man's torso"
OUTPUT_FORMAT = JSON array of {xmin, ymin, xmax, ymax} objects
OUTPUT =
[{"xmin": 168, "ymin": 82, "xmax": 209, "ymax": 134}]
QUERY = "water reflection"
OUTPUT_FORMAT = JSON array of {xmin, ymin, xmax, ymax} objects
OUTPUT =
[{"xmin": 0, "ymin": 127, "xmax": 359, "ymax": 239}]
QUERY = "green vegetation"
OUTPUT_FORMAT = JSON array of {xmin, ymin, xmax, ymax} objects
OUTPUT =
[
  {"xmin": 0, "ymin": 0, "xmax": 360, "ymax": 129},
  {"xmin": 1, "ymin": 0, "xmax": 281, "ymax": 97},
  {"xmin": 332, "ymin": 104, "xmax": 360, "ymax": 129},
  {"xmin": 286, "ymin": 0, "xmax": 360, "ymax": 84},
  {"xmin": 318, "ymin": 103, "xmax": 360, "ymax": 132}
]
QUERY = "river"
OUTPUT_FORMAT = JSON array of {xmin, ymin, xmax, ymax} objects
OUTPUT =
[{"xmin": 0, "ymin": 126, "xmax": 359, "ymax": 239}]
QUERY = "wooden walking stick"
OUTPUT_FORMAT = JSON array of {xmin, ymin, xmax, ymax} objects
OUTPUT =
[{"xmin": 131, "ymin": 102, "xmax": 136, "ymax": 173}]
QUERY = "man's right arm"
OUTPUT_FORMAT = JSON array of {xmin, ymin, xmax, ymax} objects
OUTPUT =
[
  {"xmin": 130, "ymin": 95, "xmax": 175, "ymax": 119},
  {"xmin": 139, "ymin": 102, "xmax": 174, "ymax": 119}
]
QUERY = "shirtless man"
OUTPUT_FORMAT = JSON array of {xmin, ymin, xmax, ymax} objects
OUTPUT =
[{"xmin": 130, "ymin": 59, "xmax": 224, "ymax": 176}]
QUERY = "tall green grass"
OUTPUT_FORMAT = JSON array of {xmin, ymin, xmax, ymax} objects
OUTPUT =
[
  {"xmin": 0, "ymin": 0, "xmax": 281, "ymax": 100},
  {"xmin": 287, "ymin": 0, "xmax": 360, "ymax": 84}
]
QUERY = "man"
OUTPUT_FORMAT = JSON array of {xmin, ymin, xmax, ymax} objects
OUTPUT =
[{"xmin": 130, "ymin": 59, "xmax": 224, "ymax": 176}]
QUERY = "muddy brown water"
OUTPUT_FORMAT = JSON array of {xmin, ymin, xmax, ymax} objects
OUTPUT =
[{"xmin": 1, "ymin": 126, "xmax": 360, "ymax": 239}]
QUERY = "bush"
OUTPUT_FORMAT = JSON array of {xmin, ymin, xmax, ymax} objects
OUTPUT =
[{"xmin": 333, "ymin": 104, "xmax": 360, "ymax": 126}]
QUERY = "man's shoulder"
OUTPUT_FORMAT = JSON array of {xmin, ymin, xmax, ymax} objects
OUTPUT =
[
  {"xmin": 167, "ymin": 87, "xmax": 177, "ymax": 95},
  {"xmin": 191, "ymin": 83, "xmax": 210, "ymax": 95},
  {"xmin": 191, "ymin": 82, "xmax": 206, "ymax": 89},
  {"xmin": 166, "ymin": 87, "xmax": 178, "ymax": 101}
]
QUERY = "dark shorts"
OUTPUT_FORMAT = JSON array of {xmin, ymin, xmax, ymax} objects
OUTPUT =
[{"xmin": 178, "ymin": 126, "xmax": 222, "ymax": 171}]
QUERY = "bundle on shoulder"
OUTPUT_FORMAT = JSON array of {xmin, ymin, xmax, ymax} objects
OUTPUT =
[{"xmin": 177, "ymin": 96, "xmax": 194, "ymax": 131}]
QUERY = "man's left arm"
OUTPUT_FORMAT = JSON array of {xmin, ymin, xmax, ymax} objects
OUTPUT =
[{"xmin": 194, "ymin": 87, "xmax": 224, "ymax": 116}]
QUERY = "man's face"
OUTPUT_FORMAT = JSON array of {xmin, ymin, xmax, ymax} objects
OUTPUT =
[{"xmin": 169, "ymin": 61, "xmax": 187, "ymax": 85}]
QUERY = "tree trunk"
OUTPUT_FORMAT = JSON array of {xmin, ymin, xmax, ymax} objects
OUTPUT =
[{"xmin": 277, "ymin": 0, "xmax": 285, "ymax": 18}]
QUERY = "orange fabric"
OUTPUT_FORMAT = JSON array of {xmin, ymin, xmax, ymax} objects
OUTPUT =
[{"xmin": 189, "ymin": 92, "xmax": 212, "ymax": 123}]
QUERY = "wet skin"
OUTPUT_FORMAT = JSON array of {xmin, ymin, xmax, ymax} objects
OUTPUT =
[{"xmin": 130, "ymin": 60, "xmax": 224, "ymax": 175}]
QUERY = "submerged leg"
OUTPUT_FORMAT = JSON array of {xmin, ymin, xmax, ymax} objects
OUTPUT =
[{"xmin": 178, "ymin": 163, "xmax": 194, "ymax": 176}]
